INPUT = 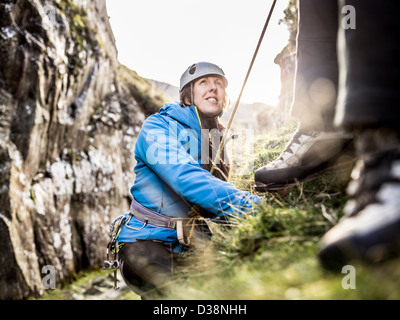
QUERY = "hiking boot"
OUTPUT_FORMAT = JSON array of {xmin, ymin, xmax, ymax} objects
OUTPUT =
[
  {"xmin": 318, "ymin": 129, "xmax": 400, "ymax": 271},
  {"xmin": 254, "ymin": 127, "xmax": 354, "ymax": 191}
]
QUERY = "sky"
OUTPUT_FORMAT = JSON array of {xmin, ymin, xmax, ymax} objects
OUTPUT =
[{"xmin": 105, "ymin": 0, "xmax": 290, "ymax": 105}]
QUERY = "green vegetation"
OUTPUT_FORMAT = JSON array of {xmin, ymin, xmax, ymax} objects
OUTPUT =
[
  {"xmin": 164, "ymin": 123, "xmax": 400, "ymax": 300},
  {"xmin": 55, "ymin": 0, "xmax": 89, "ymax": 51},
  {"xmin": 118, "ymin": 64, "xmax": 171, "ymax": 116}
]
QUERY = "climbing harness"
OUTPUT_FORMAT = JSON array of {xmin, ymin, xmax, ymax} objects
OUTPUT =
[
  {"xmin": 103, "ymin": 198, "xmax": 201, "ymax": 289},
  {"xmin": 103, "ymin": 199, "xmax": 205, "ymax": 290},
  {"xmin": 126, "ymin": 198, "xmax": 198, "ymax": 247},
  {"xmin": 102, "ymin": 215, "xmax": 126, "ymax": 290}
]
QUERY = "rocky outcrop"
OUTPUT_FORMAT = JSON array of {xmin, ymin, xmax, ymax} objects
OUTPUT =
[{"xmin": 0, "ymin": 0, "xmax": 165, "ymax": 299}]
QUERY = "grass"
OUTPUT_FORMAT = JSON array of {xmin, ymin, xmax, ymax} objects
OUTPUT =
[{"xmin": 163, "ymin": 122, "xmax": 400, "ymax": 300}]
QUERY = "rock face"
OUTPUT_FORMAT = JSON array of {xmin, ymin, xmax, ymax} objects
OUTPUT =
[{"xmin": 0, "ymin": 0, "xmax": 159, "ymax": 299}]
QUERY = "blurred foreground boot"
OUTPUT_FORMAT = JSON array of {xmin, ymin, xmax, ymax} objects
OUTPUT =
[
  {"xmin": 318, "ymin": 128, "xmax": 400, "ymax": 271},
  {"xmin": 254, "ymin": 127, "xmax": 354, "ymax": 191}
]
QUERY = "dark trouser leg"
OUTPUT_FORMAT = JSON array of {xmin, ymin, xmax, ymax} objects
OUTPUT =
[
  {"xmin": 335, "ymin": 0, "xmax": 400, "ymax": 131},
  {"xmin": 119, "ymin": 241, "xmax": 175, "ymax": 299},
  {"xmin": 291, "ymin": 0, "xmax": 339, "ymax": 131}
]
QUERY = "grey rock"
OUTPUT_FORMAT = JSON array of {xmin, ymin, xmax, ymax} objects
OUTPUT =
[{"xmin": 0, "ymin": 0, "xmax": 163, "ymax": 299}]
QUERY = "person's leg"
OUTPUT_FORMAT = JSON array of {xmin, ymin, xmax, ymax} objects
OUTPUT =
[
  {"xmin": 255, "ymin": 0, "xmax": 354, "ymax": 191},
  {"xmin": 318, "ymin": 0, "xmax": 400, "ymax": 270},
  {"xmin": 291, "ymin": 0, "xmax": 339, "ymax": 130},
  {"xmin": 334, "ymin": 1, "xmax": 400, "ymax": 130},
  {"xmin": 119, "ymin": 241, "xmax": 175, "ymax": 299}
]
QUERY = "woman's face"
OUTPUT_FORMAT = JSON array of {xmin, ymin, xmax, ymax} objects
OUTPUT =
[{"xmin": 192, "ymin": 76, "xmax": 226, "ymax": 118}]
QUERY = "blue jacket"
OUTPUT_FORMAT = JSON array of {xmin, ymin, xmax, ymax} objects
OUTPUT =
[{"xmin": 118, "ymin": 102, "xmax": 262, "ymax": 249}]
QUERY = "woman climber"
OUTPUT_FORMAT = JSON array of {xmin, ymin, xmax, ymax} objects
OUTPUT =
[{"xmin": 116, "ymin": 62, "xmax": 262, "ymax": 299}]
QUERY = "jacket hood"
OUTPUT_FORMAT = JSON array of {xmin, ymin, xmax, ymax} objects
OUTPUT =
[{"xmin": 158, "ymin": 101, "xmax": 201, "ymax": 131}]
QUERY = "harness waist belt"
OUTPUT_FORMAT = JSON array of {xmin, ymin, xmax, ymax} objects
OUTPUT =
[
  {"xmin": 128, "ymin": 198, "xmax": 196, "ymax": 246},
  {"xmin": 129, "ymin": 198, "xmax": 178, "ymax": 229}
]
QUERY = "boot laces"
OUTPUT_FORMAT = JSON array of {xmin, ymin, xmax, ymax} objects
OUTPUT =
[{"xmin": 276, "ymin": 129, "xmax": 319, "ymax": 162}]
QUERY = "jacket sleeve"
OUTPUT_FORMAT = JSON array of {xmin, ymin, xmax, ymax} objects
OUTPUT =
[{"xmin": 134, "ymin": 115, "xmax": 262, "ymax": 219}]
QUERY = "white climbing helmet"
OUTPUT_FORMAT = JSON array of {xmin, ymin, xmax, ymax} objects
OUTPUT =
[{"xmin": 179, "ymin": 62, "xmax": 228, "ymax": 92}]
